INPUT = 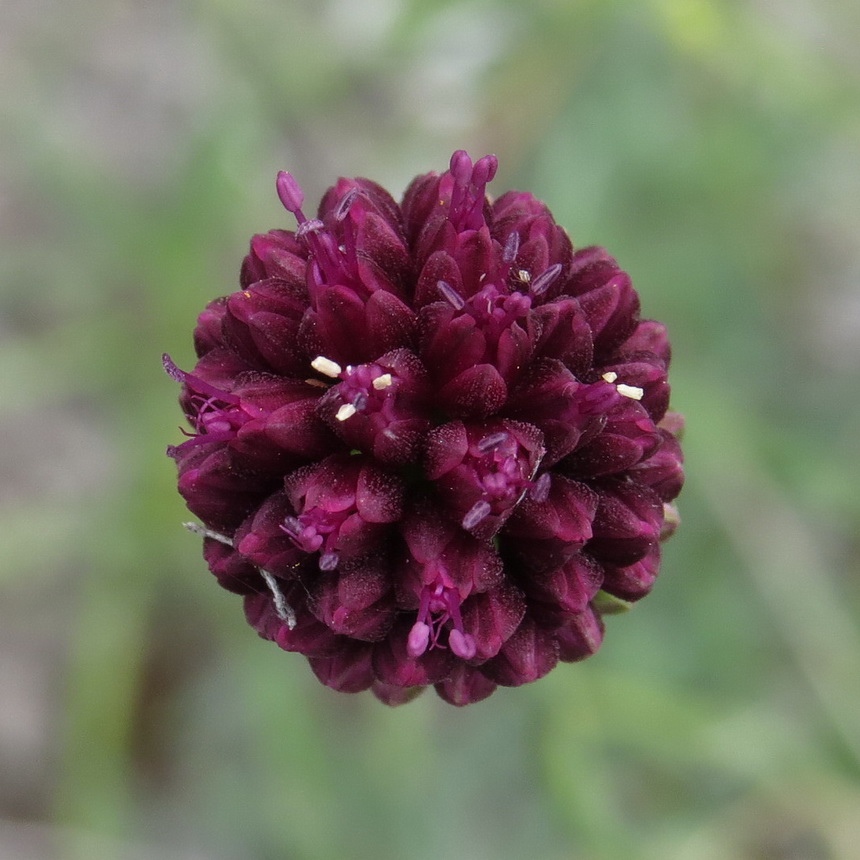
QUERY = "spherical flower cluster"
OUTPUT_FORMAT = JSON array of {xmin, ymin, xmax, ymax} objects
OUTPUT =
[{"xmin": 166, "ymin": 151, "xmax": 684, "ymax": 706}]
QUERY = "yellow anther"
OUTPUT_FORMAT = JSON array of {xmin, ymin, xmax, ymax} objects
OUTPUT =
[
  {"xmin": 372, "ymin": 373, "xmax": 393, "ymax": 390},
  {"xmin": 311, "ymin": 356, "xmax": 342, "ymax": 378}
]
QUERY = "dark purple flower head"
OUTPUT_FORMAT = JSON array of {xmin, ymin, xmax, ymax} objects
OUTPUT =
[{"xmin": 166, "ymin": 150, "xmax": 684, "ymax": 706}]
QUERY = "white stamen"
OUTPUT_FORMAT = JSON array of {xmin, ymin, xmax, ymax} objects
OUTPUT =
[
  {"xmin": 260, "ymin": 569, "xmax": 297, "ymax": 629},
  {"xmin": 311, "ymin": 356, "xmax": 342, "ymax": 378},
  {"xmin": 336, "ymin": 403, "xmax": 357, "ymax": 421},
  {"xmin": 601, "ymin": 372, "xmax": 618, "ymax": 383},
  {"xmin": 372, "ymin": 373, "xmax": 393, "ymax": 390},
  {"xmin": 517, "ymin": 269, "xmax": 531, "ymax": 283},
  {"xmin": 617, "ymin": 383, "xmax": 644, "ymax": 400},
  {"xmin": 183, "ymin": 522, "xmax": 232, "ymax": 546}
]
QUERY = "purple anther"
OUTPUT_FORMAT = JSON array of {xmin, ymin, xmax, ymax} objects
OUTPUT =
[
  {"xmin": 471, "ymin": 154, "xmax": 498, "ymax": 187},
  {"xmin": 530, "ymin": 472, "xmax": 551, "ymax": 503},
  {"xmin": 319, "ymin": 552, "xmax": 339, "ymax": 571},
  {"xmin": 477, "ymin": 431, "xmax": 509, "ymax": 453},
  {"xmin": 448, "ymin": 628, "xmax": 477, "ymax": 660},
  {"xmin": 276, "ymin": 171, "xmax": 305, "ymax": 214},
  {"xmin": 530, "ymin": 263, "xmax": 563, "ymax": 296},
  {"xmin": 334, "ymin": 188, "xmax": 359, "ymax": 222},
  {"xmin": 503, "ymin": 231, "xmax": 520, "ymax": 263},
  {"xmin": 462, "ymin": 500, "xmax": 492, "ymax": 530},
  {"xmin": 163, "ymin": 354, "xmax": 250, "ymax": 452},
  {"xmin": 437, "ymin": 279, "xmax": 465, "ymax": 310},
  {"xmin": 407, "ymin": 621, "xmax": 431, "ymax": 658},
  {"xmin": 449, "ymin": 150, "xmax": 473, "ymax": 185},
  {"xmin": 352, "ymin": 392, "xmax": 369, "ymax": 412}
]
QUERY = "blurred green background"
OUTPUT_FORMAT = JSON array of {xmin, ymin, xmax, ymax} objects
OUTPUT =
[{"xmin": 3, "ymin": 0, "xmax": 860, "ymax": 858}]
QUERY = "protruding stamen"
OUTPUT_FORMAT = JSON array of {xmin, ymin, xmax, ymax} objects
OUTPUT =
[
  {"xmin": 372, "ymin": 373, "xmax": 393, "ymax": 390},
  {"xmin": 477, "ymin": 431, "xmax": 509, "ymax": 453},
  {"xmin": 165, "ymin": 356, "xmax": 246, "ymax": 451},
  {"xmin": 617, "ymin": 383, "xmax": 644, "ymax": 400},
  {"xmin": 530, "ymin": 263, "xmax": 563, "ymax": 296},
  {"xmin": 281, "ymin": 504, "xmax": 355, "ymax": 572},
  {"xmin": 311, "ymin": 356, "xmax": 343, "ymax": 378},
  {"xmin": 601, "ymin": 371, "xmax": 618, "ymax": 383},
  {"xmin": 437, "ymin": 279, "xmax": 465, "ymax": 310},
  {"xmin": 462, "ymin": 500, "xmax": 492, "ymax": 530},
  {"xmin": 407, "ymin": 578, "xmax": 474, "ymax": 660},
  {"xmin": 260, "ymin": 568, "xmax": 297, "ymax": 629},
  {"xmin": 448, "ymin": 151, "xmax": 497, "ymax": 231},
  {"xmin": 336, "ymin": 403, "xmax": 357, "ymax": 421},
  {"xmin": 276, "ymin": 171, "xmax": 305, "ymax": 214},
  {"xmin": 503, "ymin": 231, "xmax": 520, "ymax": 263}
]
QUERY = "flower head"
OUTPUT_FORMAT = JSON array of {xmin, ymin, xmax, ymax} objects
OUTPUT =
[{"xmin": 167, "ymin": 150, "xmax": 684, "ymax": 706}]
